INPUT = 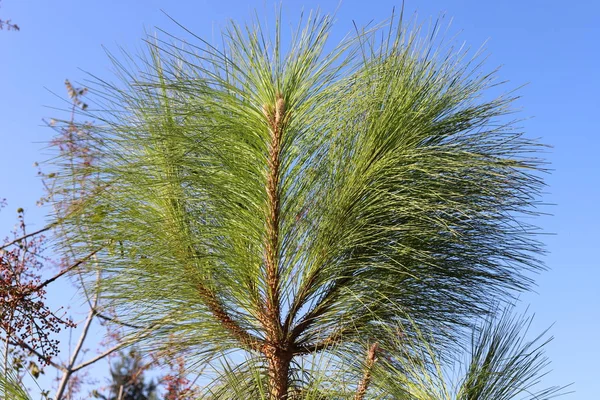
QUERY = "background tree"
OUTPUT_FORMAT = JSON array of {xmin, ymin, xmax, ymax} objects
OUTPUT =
[
  {"xmin": 159, "ymin": 353, "xmax": 199, "ymax": 400},
  {"xmin": 50, "ymin": 10, "xmax": 556, "ymax": 400},
  {"xmin": 93, "ymin": 349, "xmax": 158, "ymax": 400},
  {"xmin": 1, "ymin": 81, "xmax": 150, "ymax": 400}
]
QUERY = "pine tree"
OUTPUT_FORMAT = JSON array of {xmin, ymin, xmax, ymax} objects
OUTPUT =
[{"xmin": 50, "ymin": 10, "xmax": 561, "ymax": 399}]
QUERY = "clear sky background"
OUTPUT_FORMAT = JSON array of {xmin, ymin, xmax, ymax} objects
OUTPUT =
[{"xmin": 1, "ymin": 0, "xmax": 598, "ymax": 398}]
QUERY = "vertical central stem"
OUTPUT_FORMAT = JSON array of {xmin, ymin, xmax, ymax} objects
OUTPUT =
[
  {"xmin": 265, "ymin": 95, "xmax": 284, "ymax": 338},
  {"xmin": 263, "ymin": 94, "xmax": 288, "ymax": 399},
  {"xmin": 265, "ymin": 345, "xmax": 293, "ymax": 400}
]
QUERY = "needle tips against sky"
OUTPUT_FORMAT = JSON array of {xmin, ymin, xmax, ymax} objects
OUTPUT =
[{"xmin": 0, "ymin": 0, "xmax": 598, "ymax": 397}]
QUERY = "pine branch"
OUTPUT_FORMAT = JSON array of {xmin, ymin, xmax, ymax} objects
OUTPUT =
[
  {"xmin": 196, "ymin": 284, "xmax": 263, "ymax": 352},
  {"xmin": 354, "ymin": 342, "xmax": 379, "ymax": 400}
]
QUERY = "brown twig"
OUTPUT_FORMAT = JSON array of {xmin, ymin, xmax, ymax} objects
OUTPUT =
[
  {"xmin": 7, "ymin": 339, "xmax": 66, "ymax": 372},
  {"xmin": 71, "ymin": 341, "xmax": 126, "ymax": 373},
  {"xmin": 30, "ymin": 249, "xmax": 99, "ymax": 293},
  {"xmin": 95, "ymin": 312, "xmax": 142, "ymax": 329},
  {"xmin": 0, "ymin": 224, "xmax": 55, "ymax": 251}
]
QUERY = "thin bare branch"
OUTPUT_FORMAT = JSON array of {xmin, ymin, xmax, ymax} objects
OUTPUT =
[
  {"xmin": 0, "ymin": 224, "xmax": 55, "ymax": 251},
  {"xmin": 7, "ymin": 339, "xmax": 66, "ymax": 372},
  {"xmin": 31, "ymin": 249, "xmax": 99, "ymax": 293},
  {"xmin": 54, "ymin": 277, "xmax": 100, "ymax": 400},
  {"xmin": 71, "ymin": 341, "xmax": 125, "ymax": 373},
  {"xmin": 95, "ymin": 312, "xmax": 142, "ymax": 329}
]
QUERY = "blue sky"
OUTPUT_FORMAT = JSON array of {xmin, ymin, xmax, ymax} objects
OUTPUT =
[{"xmin": 1, "ymin": 0, "xmax": 598, "ymax": 397}]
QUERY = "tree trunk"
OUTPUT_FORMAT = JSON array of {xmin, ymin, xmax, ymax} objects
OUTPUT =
[{"xmin": 266, "ymin": 347, "xmax": 292, "ymax": 400}]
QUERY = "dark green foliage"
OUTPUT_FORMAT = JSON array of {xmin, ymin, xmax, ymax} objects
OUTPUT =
[{"xmin": 94, "ymin": 349, "xmax": 158, "ymax": 400}]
